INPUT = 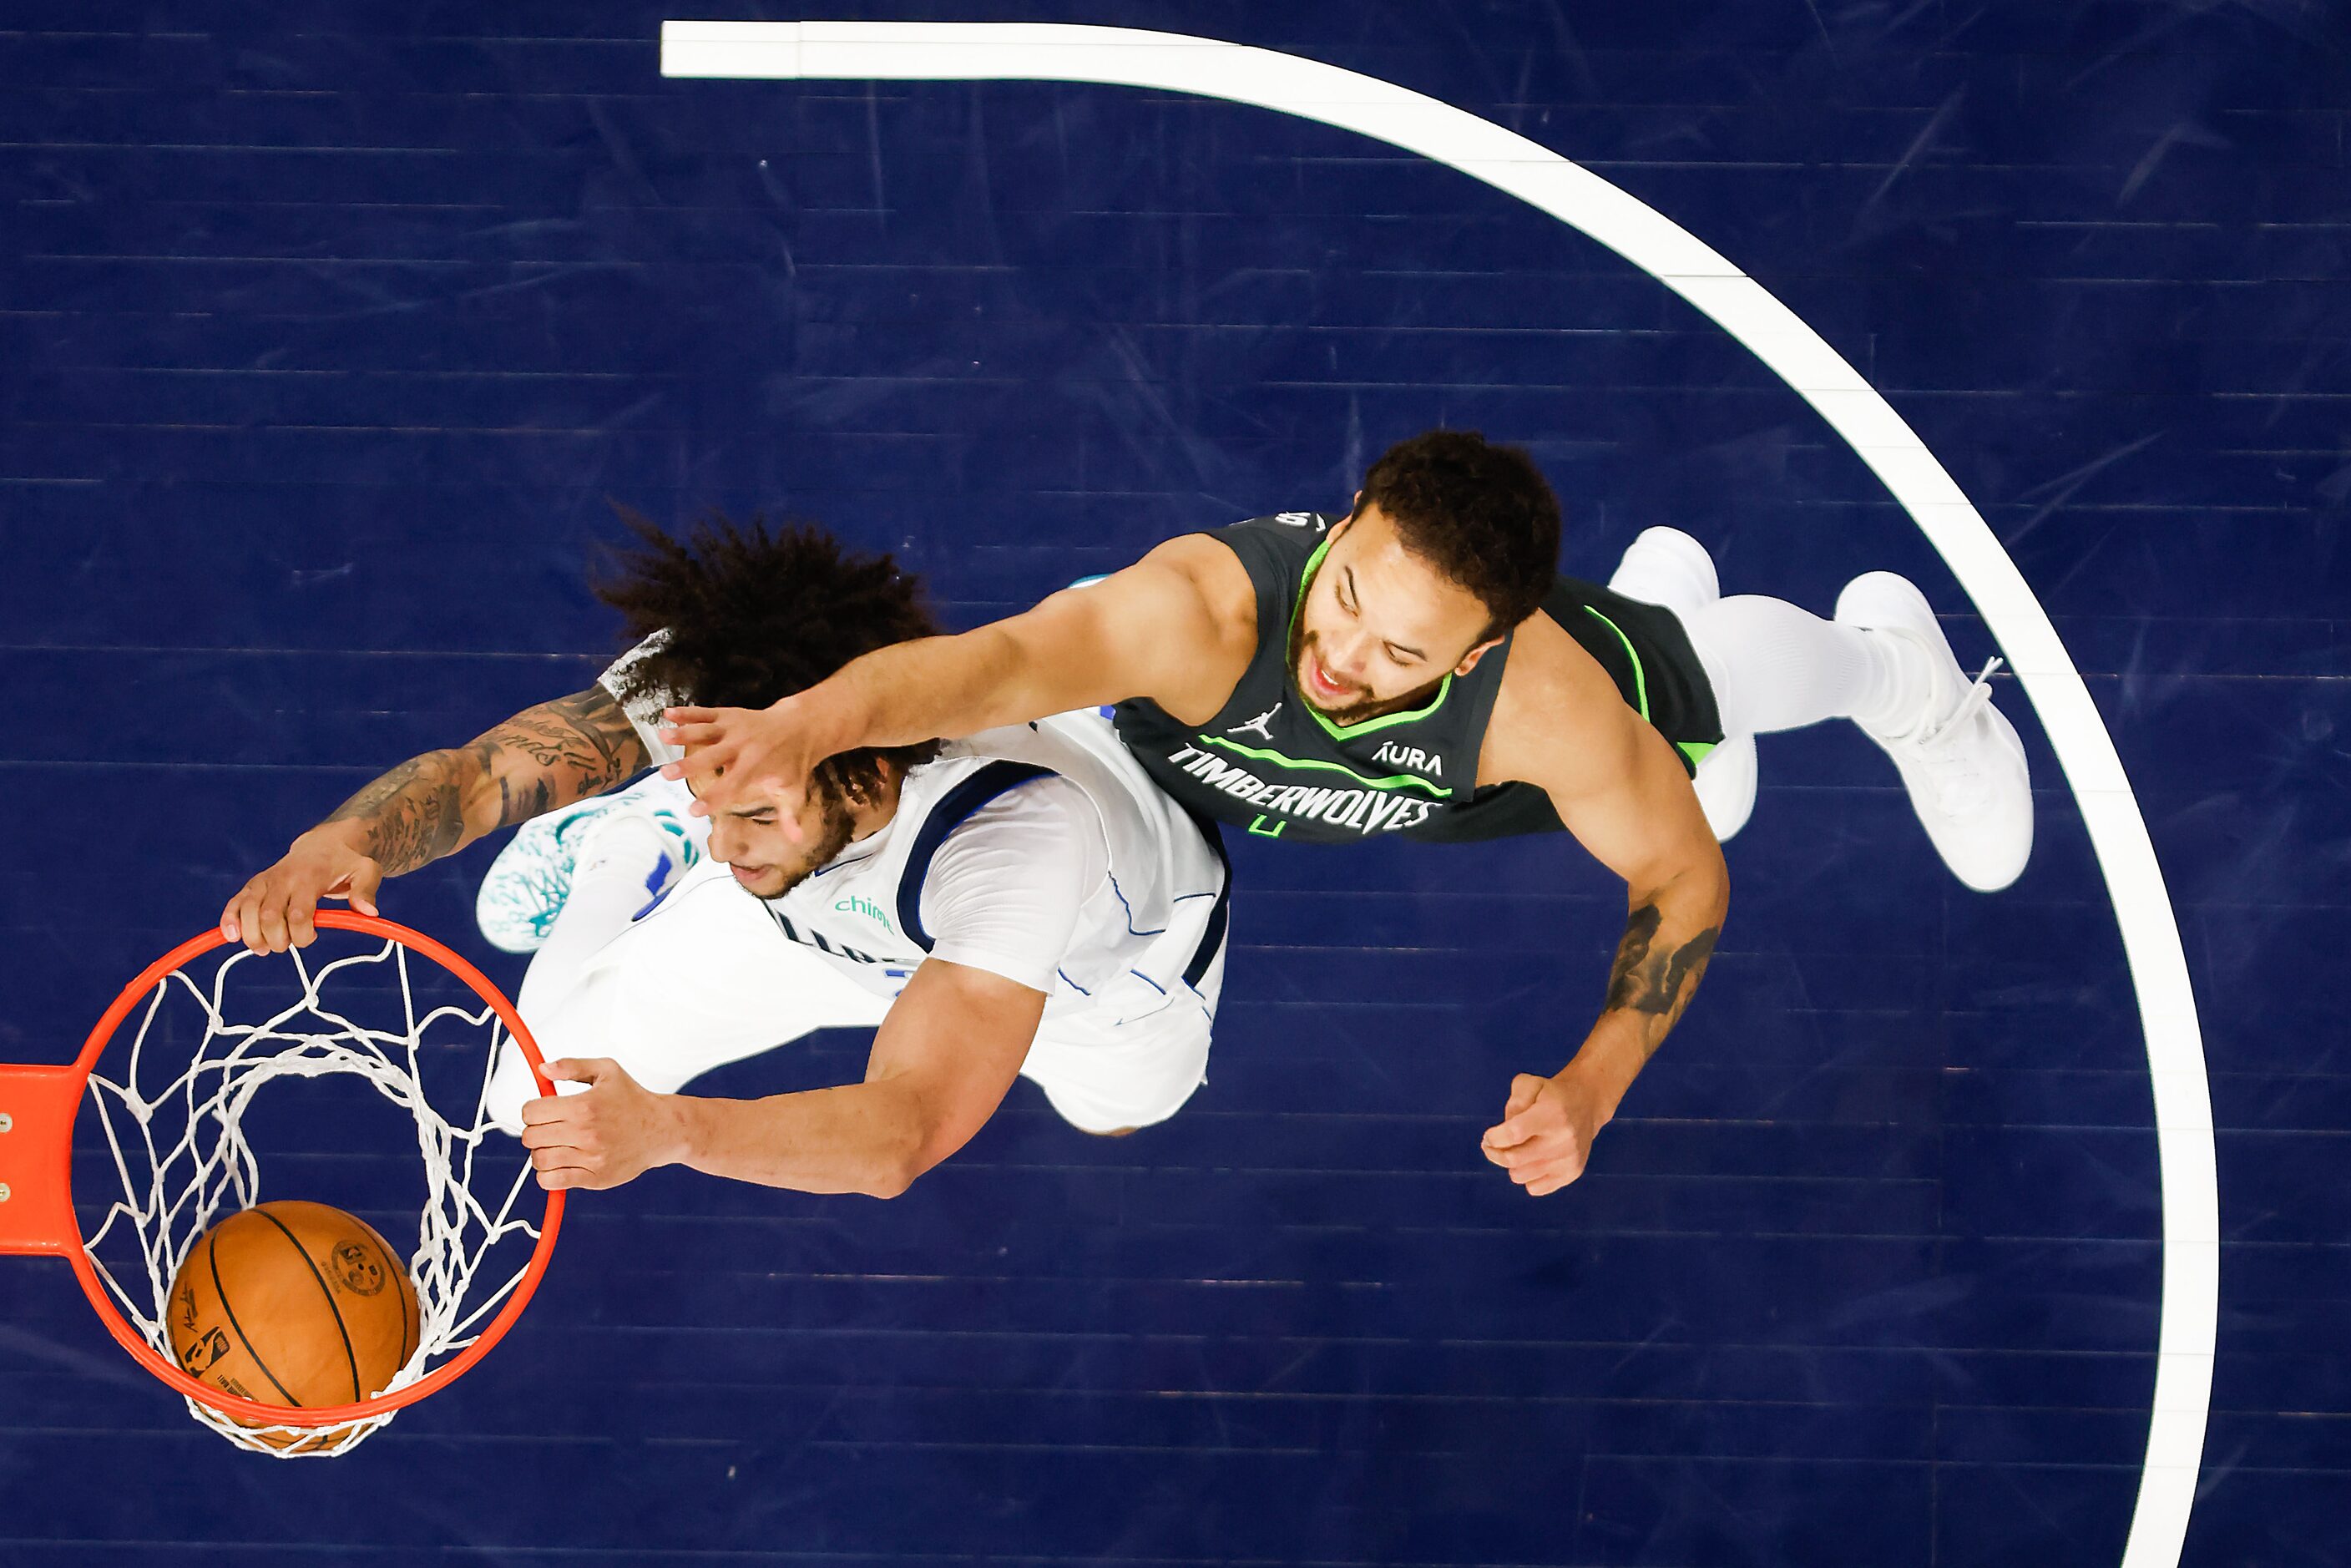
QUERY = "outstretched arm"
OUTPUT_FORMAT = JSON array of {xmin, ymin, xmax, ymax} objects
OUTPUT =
[
  {"xmin": 1474, "ymin": 622, "xmax": 1730, "ymax": 1196},
  {"xmin": 515, "ymin": 956, "xmax": 1046, "ymax": 1196},
  {"xmin": 661, "ymin": 534, "xmax": 1254, "ymax": 827},
  {"xmin": 220, "ymin": 686, "xmax": 647, "ymax": 953}
]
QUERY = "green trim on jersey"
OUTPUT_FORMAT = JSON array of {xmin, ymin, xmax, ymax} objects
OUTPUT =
[
  {"xmin": 1287, "ymin": 534, "xmax": 1457, "ymax": 742},
  {"xmin": 1676, "ymin": 739, "xmax": 1718, "ymax": 769},
  {"xmin": 1580, "ymin": 604, "xmax": 1650, "ymax": 721},
  {"xmin": 1195, "ymin": 733, "xmax": 1454, "ymax": 797}
]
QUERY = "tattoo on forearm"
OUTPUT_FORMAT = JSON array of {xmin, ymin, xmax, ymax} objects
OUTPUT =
[
  {"xmin": 318, "ymin": 686, "xmax": 648, "ymax": 874},
  {"xmin": 1603, "ymin": 900, "xmax": 1721, "ymax": 1057},
  {"xmin": 322, "ymin": 753, "xmax": 468, "ymax": 876}
]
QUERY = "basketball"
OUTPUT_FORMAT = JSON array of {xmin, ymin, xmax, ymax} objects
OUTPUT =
[{"xmin": 166, "ymin": 1201, "xmax": 420, "ymax": 1429}]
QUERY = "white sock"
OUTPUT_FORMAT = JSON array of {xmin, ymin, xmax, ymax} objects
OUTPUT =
[
  {"xmin": 516, "ymin": 813, "xmax": 680, "ymax": 1024},
  {"xmin": 1849, "ymin": 627, "xmax": 1939, "ymax": 737},
  {"xmin": 1680, "ymin": 595, "xmax": 1929, "ymax": 736}
]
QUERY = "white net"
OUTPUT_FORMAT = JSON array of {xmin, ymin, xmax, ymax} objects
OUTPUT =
[{"xmin": 77, "ymin": 928, "xmax": 549, "ymax": 1457}]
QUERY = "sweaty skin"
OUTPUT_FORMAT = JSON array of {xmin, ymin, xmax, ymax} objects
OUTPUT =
[{"xmin": 665, "ymin": 508, "xmax": 1730, "ymax": 1197}]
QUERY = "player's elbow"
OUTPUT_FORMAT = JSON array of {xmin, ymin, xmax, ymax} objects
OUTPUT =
[
  {"xmin": 1623, "ymin": 821, "xmax": 1727, "ymax": 910},
  {"xmin": 1686, "ymin": 830, "xmax": 1729, "ymax": 907},
  {"xmin": 998, "ymin": 599, "xmax": 1130, "ymax": 709},
  {"xmin": 862, "ymin": 1121, "xmax": 946, "ymax": 1200},
  {"xmin": 862, "ymin": 1164, "xmax": 918, "ymax": 1201},
  {"xmin": 1662, "ymin": 839, "xmax": 1731, "ymax": 931},
  {"xmin": 1702, "ymin": 828, "xmax": 1731, "ymax": 903},
  {"xmin": 973, "ymin": 620, "xmax": 1055, "ymax": 690}
]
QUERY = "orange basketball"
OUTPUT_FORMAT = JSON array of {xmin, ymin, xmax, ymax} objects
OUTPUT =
[{"xmin": 167, "ymin": 1200, "xmax": 420, "ymax": 1435}]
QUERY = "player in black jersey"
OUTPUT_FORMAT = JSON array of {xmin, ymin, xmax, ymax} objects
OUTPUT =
[{"xmin": 661, "ymin": 432, "xmax": 2031, "ymax": 1196}]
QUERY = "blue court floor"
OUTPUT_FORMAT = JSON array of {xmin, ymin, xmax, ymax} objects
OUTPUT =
[{"xmin": 3, "ymin": 4, "xmax": 2345, "ymax": 1565}]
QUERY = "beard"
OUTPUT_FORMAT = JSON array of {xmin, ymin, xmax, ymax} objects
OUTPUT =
[
  {"xmin": 1287, "ymin": 611, "xmax": 1447, "ymax": 726},
  {"xmin": 741, "ymin": 792, "xmax": 860, "ymax": 903}
]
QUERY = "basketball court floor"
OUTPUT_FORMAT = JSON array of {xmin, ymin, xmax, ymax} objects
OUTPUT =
[{"xmin": 3, "ymin": 4, "xmax": 2343, "ymax": 1564}]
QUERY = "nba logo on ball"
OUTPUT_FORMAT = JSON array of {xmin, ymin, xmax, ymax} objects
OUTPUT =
[{"xmin": 333, "ymin": 1241, "xmax": 387, "ymax": 1297}]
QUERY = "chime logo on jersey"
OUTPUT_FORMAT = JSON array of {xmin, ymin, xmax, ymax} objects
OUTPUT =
[
  {"xmin": 832, "ymin": 893, "xmax": 896, "ymax": 933},
  {"xmin": 1164, "ymin": 743, "xmax": 1441, "ymax": 836}
]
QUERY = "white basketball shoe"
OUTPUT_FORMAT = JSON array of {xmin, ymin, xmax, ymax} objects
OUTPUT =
[
  {"xmin": 1608, "ymin": 527, "xmax": 1758, "ymax": 842},
  {"xmin": 1833, "ymin": 571, "xmax": 2033, "ymax": 893},
  {"xmin": 474, "ymin": 776, "xmax": 703, "ymax": 953}
]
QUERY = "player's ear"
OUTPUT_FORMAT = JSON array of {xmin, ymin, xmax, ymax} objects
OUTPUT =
[
  {"xmin": 1453, "ymin": 635, "xmax": 1505, "ymax": 677},
  {"xmin": 844, "ymin": 754, "xmax": 905, "ymax": 809}
]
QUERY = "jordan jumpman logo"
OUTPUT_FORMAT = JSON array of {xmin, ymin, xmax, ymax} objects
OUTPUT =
[{"xmin": 1227, "ymin": 703, "xmax": 1282, "ymax": 740}]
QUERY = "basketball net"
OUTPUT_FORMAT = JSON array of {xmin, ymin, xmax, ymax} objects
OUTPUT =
[{"xmin": 75, "ymin": 928, "xmax": 550, "ymax": 1457}]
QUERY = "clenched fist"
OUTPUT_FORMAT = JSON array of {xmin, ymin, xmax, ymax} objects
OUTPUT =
[{"xmin": 1480, "ymin": 1066, "xmax": 1612, "ymax": 1196}]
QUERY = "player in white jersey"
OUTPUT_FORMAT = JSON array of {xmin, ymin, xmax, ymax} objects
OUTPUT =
[{"xmin": 220, "ymin": 512, "xmax": 1228, "ymax": 1197}]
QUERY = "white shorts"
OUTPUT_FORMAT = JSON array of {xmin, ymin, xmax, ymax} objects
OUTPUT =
[{"xmin": 484, "ymin": 855, "xmax": 1219, "ymax": 1138}]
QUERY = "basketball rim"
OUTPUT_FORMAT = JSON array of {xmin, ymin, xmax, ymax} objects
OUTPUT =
[{"xmin": 0, "ymin": 909, "xmax": 566, "ymax": 1428}]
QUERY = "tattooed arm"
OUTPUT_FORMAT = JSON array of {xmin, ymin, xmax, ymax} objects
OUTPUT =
[
  {"xmin": 221, "ymin": 688, "xmax": 649, "ymax": 953},
  {"xmin": 1471, "ymin": 614, "xmax": 1731, "ymax": 1196},
  {"xmin": 1600, "ymin": 898, "xmax": 1724, "ymax": 1060}
]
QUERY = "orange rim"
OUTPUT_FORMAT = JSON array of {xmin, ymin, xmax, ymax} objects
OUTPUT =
[{"xmin": 63, "ymin": 909, "xmax": 564, "ymax": 1428}]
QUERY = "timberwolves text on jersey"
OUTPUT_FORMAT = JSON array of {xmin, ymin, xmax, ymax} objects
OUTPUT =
[{"xmin": 1160, "ymin": 740, "xmax": 1443, "ymax": 838}]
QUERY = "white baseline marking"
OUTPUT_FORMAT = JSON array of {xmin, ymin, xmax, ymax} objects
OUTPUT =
[{"xmin": 661, "ymin": 21, "xmax": 2217, "ymax": 1565}]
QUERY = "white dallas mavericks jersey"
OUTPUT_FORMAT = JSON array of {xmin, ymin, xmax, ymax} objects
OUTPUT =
[{"xmin": 700, "ymin": 712, "xmax": 1226, "ymax": 1031}]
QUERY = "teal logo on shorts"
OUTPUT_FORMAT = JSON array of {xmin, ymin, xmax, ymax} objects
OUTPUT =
[{"xmin": 834, "ymin": 895, "xmax": 896, "ymax": 934}]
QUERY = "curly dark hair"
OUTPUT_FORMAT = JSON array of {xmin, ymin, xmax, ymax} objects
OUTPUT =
[
  {"xmin": 594, "ymin": 506, "xmax": 943, "ymax": 807},
  {"xmin": 1354, "ymin": 430, "xmax": 1560, "ymax": 636}
]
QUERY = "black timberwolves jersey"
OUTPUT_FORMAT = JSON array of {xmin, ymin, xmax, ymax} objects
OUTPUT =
[{"xmin": 1110, "ymin": 513, "xmax": 1724, "ymax": 845}]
